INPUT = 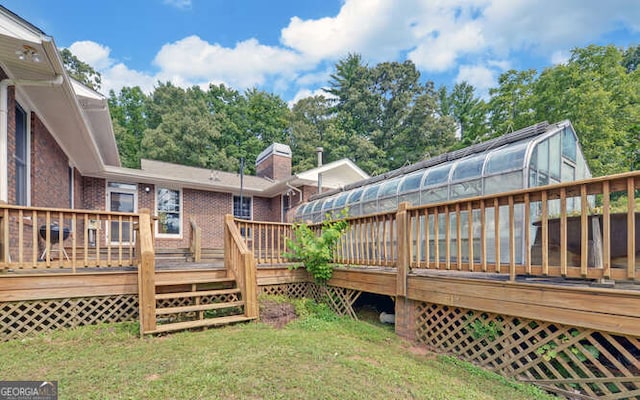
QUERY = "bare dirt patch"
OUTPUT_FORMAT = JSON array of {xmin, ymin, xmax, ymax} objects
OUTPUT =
[{"xmin": 259, "ymin": 301, "xmax": 298, "ymax": 328}]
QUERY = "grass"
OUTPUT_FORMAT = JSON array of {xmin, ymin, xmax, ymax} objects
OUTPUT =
[{"xmin": 0, "ymin": 299, "xmax": 556, "ymax": 400}]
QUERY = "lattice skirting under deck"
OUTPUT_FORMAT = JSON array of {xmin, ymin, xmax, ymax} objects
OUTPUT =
[
  {"xmin": 259, "ymin": 282, "xmax": 311, "ymax": 299},
  {"xmin": 415, "ymin": 302, "xmax": 640, "ymax": 399},
  {"xmin": 1, "ymin": 295, "xmax": 139, "ymax": 342},
  {"xmin": 308, "ymin": 284, "xmax": 362, "ymax": 319}
]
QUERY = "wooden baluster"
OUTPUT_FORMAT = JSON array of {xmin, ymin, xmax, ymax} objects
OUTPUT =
[
  {"xmin": 524, "ymin": 193, "xmax": 531, "ymax": 275},
  {"xmin": 44, "ymin": 212, "xmax": 51, "ymax": 268},
  {"xmin": 71, "ymin": 213, "xmax": 77, "ymax": 273},
  {"xmin": 414, "ymin": 212, "xmax": 421, "ymax": 268},
  {"xmin": 95, "ymin": 214, "xmax": 101, "ymax": 267},
  {"xmin": 270, "ymin": 224, "xmax": 275, "ymax": 264},
  {"xmin": 18, "ymin": 209, "xmax": 23, "ymax": 266},
  {"xmin": 541, "ymin": 191, "xmax": 549, "ymax": 276},
  {"xmin": 467, "ymin": 202, "xmax": 474, "ymax": 272},
  {"xmin": 83, "ymin": 214, "xmax": 89, "ymax": 267},
  {"xmin": 494, "ymin": 198, "xmax": 500, "ymax": 274},
  {"xmin": 580, "ymin": 184, "xmax": 588, "ymax": 277},
  {"xmin": 424, "ymin": 209, "xmax": 430, "ymax": 268},
  {"xmin": 560, "ymin": 188, "xmax": 567, "ymax": 277},
  {"xmin": 456, "ymin": 204, "xmax": 462, "ymax": 271},
  {"xmin": 602, "ymin": 181, "xmax": 611, "ymax": 279},
  {"xmin": 107, "ymin": 214, "xmax": 113, "ymax": 267},
  {"xmin": 433, "ymin": 208, "xmax": 439, "ymax": 269},
  {"xmin": 445, "ymin": 205, "xmax": 451, "ymax": 270},
  {"xmin": 480, "ymin": 200, "xmax": 486, "ymax": 272},
  {"xmin": 3, "ymin": 208, "xmax": 9, "ymax": 267},
  {"xmin": 382, "ymin": 216, "xmax": 387, "ymax": 263},
  {"xmin": 508, "ymin": 196, "xmax": 515, "ymax": 281},
  {"xmin": 114, "ymin": 215, "xmax": 120, "ymax": 266},
  {"xmin": 627, "ymin": 177, "xmax": 636, "ymax": 280},
  {"xmin": 32, "ymin": 210, "xmax": 38, "ymax": 267}
]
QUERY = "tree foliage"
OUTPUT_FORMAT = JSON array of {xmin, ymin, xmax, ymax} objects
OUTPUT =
[
  {"xmin": 90, "ymin": 44, "xmax": 638, "ymax": 180},
  {"xmin": 60, "ymin": 48, "xmax": 102, "ymax": 91}
]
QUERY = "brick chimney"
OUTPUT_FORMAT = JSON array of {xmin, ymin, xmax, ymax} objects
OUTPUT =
[{"xmin": 255, "ymin": 143, "xmax": 292, "ymax": 181}]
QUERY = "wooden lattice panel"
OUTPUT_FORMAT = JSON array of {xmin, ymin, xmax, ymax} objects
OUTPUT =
[
  {"xmin": 416, "ymin": 302, "xmax": 640, "ymax": 399},
  {"xmin": 1, "ymin": 295, "xmax": 138, "ymax": 342},
  {"xmin": 259, "ymin": 283, "xmax": 311, "ymax": 299},
  {"xmin": 308, "ymin": 284, "xmax": 361, "ymax": 319}
]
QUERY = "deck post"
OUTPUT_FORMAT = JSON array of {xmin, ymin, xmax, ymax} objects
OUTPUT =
[
  {"xmin": 396, "ymin": 202, "xmax": 410, "ymax": 297},
  {"xmin": 137, "ymin": 208, "xmax": 156, "ymax": 335}
]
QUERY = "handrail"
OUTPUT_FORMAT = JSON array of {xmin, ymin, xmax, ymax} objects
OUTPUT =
[
  {"xmin": 137, "ymin": 209, "xmax": 156, "ymax": 335},
  {"xmin": 0, "ymin": 204, "xmax": 140, "ymax": 272},
  {"xmin": 224, "ymin": 215, "xmax": 258, "ymax": 318},
  {"xmin": 225, "ymin": 170, "xmax": 640, "ymax": 283},
  {"xmin": 189, "ymin": 218, "xmax": 202, "ymax": 262}
]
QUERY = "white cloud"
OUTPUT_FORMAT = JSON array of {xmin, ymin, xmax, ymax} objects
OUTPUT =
[
  {"xmin": 65, "ymin": 0, "xmax": 640, "ymax": 101},
  {"xmin": 153, "ymin": 35, "xmax": 311, "ymax": 89},
  {"xmin": 68, "ymin": 41, "xmax": 112, "ymax": 70},
  {"xmin": 288, "ymin": 88, "xmax": 333, "ymax": 107},
  {"xmin": 456, "ymin": 64, "xmax": 497, "ymax": 96}
]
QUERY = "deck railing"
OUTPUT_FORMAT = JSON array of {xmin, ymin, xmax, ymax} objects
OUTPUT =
[
  {"xmin": 234, "ymin": 219, "xmax": 294, "ymax": 265},
  {"xmin": 405, "ymin": 171, "xmax": 640, "ymax": 281},
  {"xmin": 0, "ymin": 204, "xmax": 140, "ymax": 272},
  {"xmin": 229, "ymin": 170, "xmax": 640, "ymax": 283},
  {"xmin": 224, "ymin": 215, "xmax": 258, "ymax": 318}
]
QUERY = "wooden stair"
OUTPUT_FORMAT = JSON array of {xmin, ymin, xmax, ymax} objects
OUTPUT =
[{"xmin": 148, "ymin": 275, "xmax": 255, "ymax": 334}]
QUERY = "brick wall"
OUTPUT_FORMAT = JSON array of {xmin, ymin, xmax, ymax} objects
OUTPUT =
[
  {"xmin": 82, "ymin": 177, "xmax": 106, "ymax": 211},
  {"xmin": 6, "ymin": 86, "xmax": 16, "ymax": 204},
  {"xmin": 30, "ymin": 113, "xmax": 71, "ymax": 208}
]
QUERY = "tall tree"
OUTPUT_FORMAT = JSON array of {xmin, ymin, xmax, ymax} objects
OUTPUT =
[
  {"xmin": 530, "ymin": 45, "xmax": 640, "ymax": 175},
  {"xmin": 60, "ymin": 48, "xmax": 102, "ymax": 91},
  {"xmin": 438, "ymin": 82, "xmax": 487, "ymax": 146},
  {"xmin": 108, "ymin": 86, "xmax": 148, "ymax": 168},
  {"xmin": 487, "ymin": 69, "xmax": 537, "ymax": 137},
  {"xmin": 289, "ymin": 95, "xmax": 332, "ymax": 172}
]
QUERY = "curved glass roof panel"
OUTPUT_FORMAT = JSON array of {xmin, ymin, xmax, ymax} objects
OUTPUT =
[
  {"xmin": 451, "ymin": 154, "xmax": 485, "ymax": 181},
  {"xmin": 399, "ymin": 171, "xmax": 424, "ymax": 193},
  {"xmin": 311, "ymin": 199, "xmax": 325, "ymax": 213},
  {"xmin": 378, "ymin": 178, "xmax": 401, "ymax": 198},
  {"xmin": 362, "ymin": 184, "xmax": 381, "ymax": 201},
  {"xmin": 346, "ymin": 188, "xmax": 363, "ymax": 205},
  {"xmin": 334, "ymin": 192, "xmax": 349, "ymax": 208},
  {"xmin": 485, "ymin": 142, "xmax": 527, "ymax": 175},
  {"xmin": 322, "ymin": 197, "xmax": 335, "ymax": 211},
  {"xmin": 423, "ymin": 164, "xmax": 452, "ymax": 187}
]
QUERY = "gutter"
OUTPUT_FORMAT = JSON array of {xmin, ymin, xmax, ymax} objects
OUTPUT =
[{"xmin": 0, "ymin": 75, "xmax": 63, "ymax": 201}]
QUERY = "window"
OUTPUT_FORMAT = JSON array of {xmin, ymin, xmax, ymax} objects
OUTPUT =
[
  {"xmin": 156, "ymin": 188, "xmax": 181, "ymax": 236},
  {"xmin": 233, "ymin": 195, "xmax": 252, "ymax": 220},
  {"xmin": 281, "ymin": 194, "xmax": 291, "ymax": 222},
  {"xmin": 15, "ymin": 104, "xmax": 28, "ymax": 205},
  {"xmin": 107, "ymin": 182, "xmax": 137, "ymax": 243}
]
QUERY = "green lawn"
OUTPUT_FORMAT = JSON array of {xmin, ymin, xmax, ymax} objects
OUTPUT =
[{"xmin": 0, "ymin": 300, "xmax": 555, "ymax": 399}]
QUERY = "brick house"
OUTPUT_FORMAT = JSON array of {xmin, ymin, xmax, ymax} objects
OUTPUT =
[{"xmin": 0, "ymin": 6, "xmax": 368, "ymax": 251}]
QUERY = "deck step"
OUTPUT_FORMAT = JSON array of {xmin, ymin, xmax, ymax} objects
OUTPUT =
[
  {"xmin": 155, "ymin": 287, "xmax": 240, "ymax": 300},
  {"xmin": 156, "ymin": 300, "xmax": 245, "ymax": 315},
  {"xmin": 149, "ymin": 314, "xmax": 255, "ymax": 334},
  {"xmin": 155, "ymin": 276, "xmax": 235, "ymax": 286}
]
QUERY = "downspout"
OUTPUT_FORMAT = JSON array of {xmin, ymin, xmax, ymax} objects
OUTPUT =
[{"xmin": 0, "ymin": 75, "xmax": 63, "ymax": 202}]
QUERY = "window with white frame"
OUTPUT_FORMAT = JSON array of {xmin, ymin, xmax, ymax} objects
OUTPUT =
[
  {"xmin": 156, "ymin": 188, "xmax": 181, "ymax": 236},
  {"xmin": 233, "ymin": 195, "xmax": 252, "ymax": 220}
]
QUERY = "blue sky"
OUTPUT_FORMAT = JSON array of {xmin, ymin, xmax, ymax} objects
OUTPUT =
[{"xmin": 2, "ymin": 0, "xmax": 639, "ymax": 103}]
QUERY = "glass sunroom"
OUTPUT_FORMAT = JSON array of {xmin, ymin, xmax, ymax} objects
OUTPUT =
[{"xmin": 296, "ymin": 120, "xmax": 592, "ymax": 264}]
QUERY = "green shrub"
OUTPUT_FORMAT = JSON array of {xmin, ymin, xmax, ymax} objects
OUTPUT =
[{"xmin": 284, "ymin": 211, "xmax": 348, "ymax": 284}]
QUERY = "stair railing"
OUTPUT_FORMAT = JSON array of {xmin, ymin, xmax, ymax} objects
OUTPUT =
[
  {"xmin": 137, "ymin": 208, "xmax": 157, "ymax": 335},
  {"xmin": 224, "ymin": 215, "xmax": 258, "ymax": 318}
]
